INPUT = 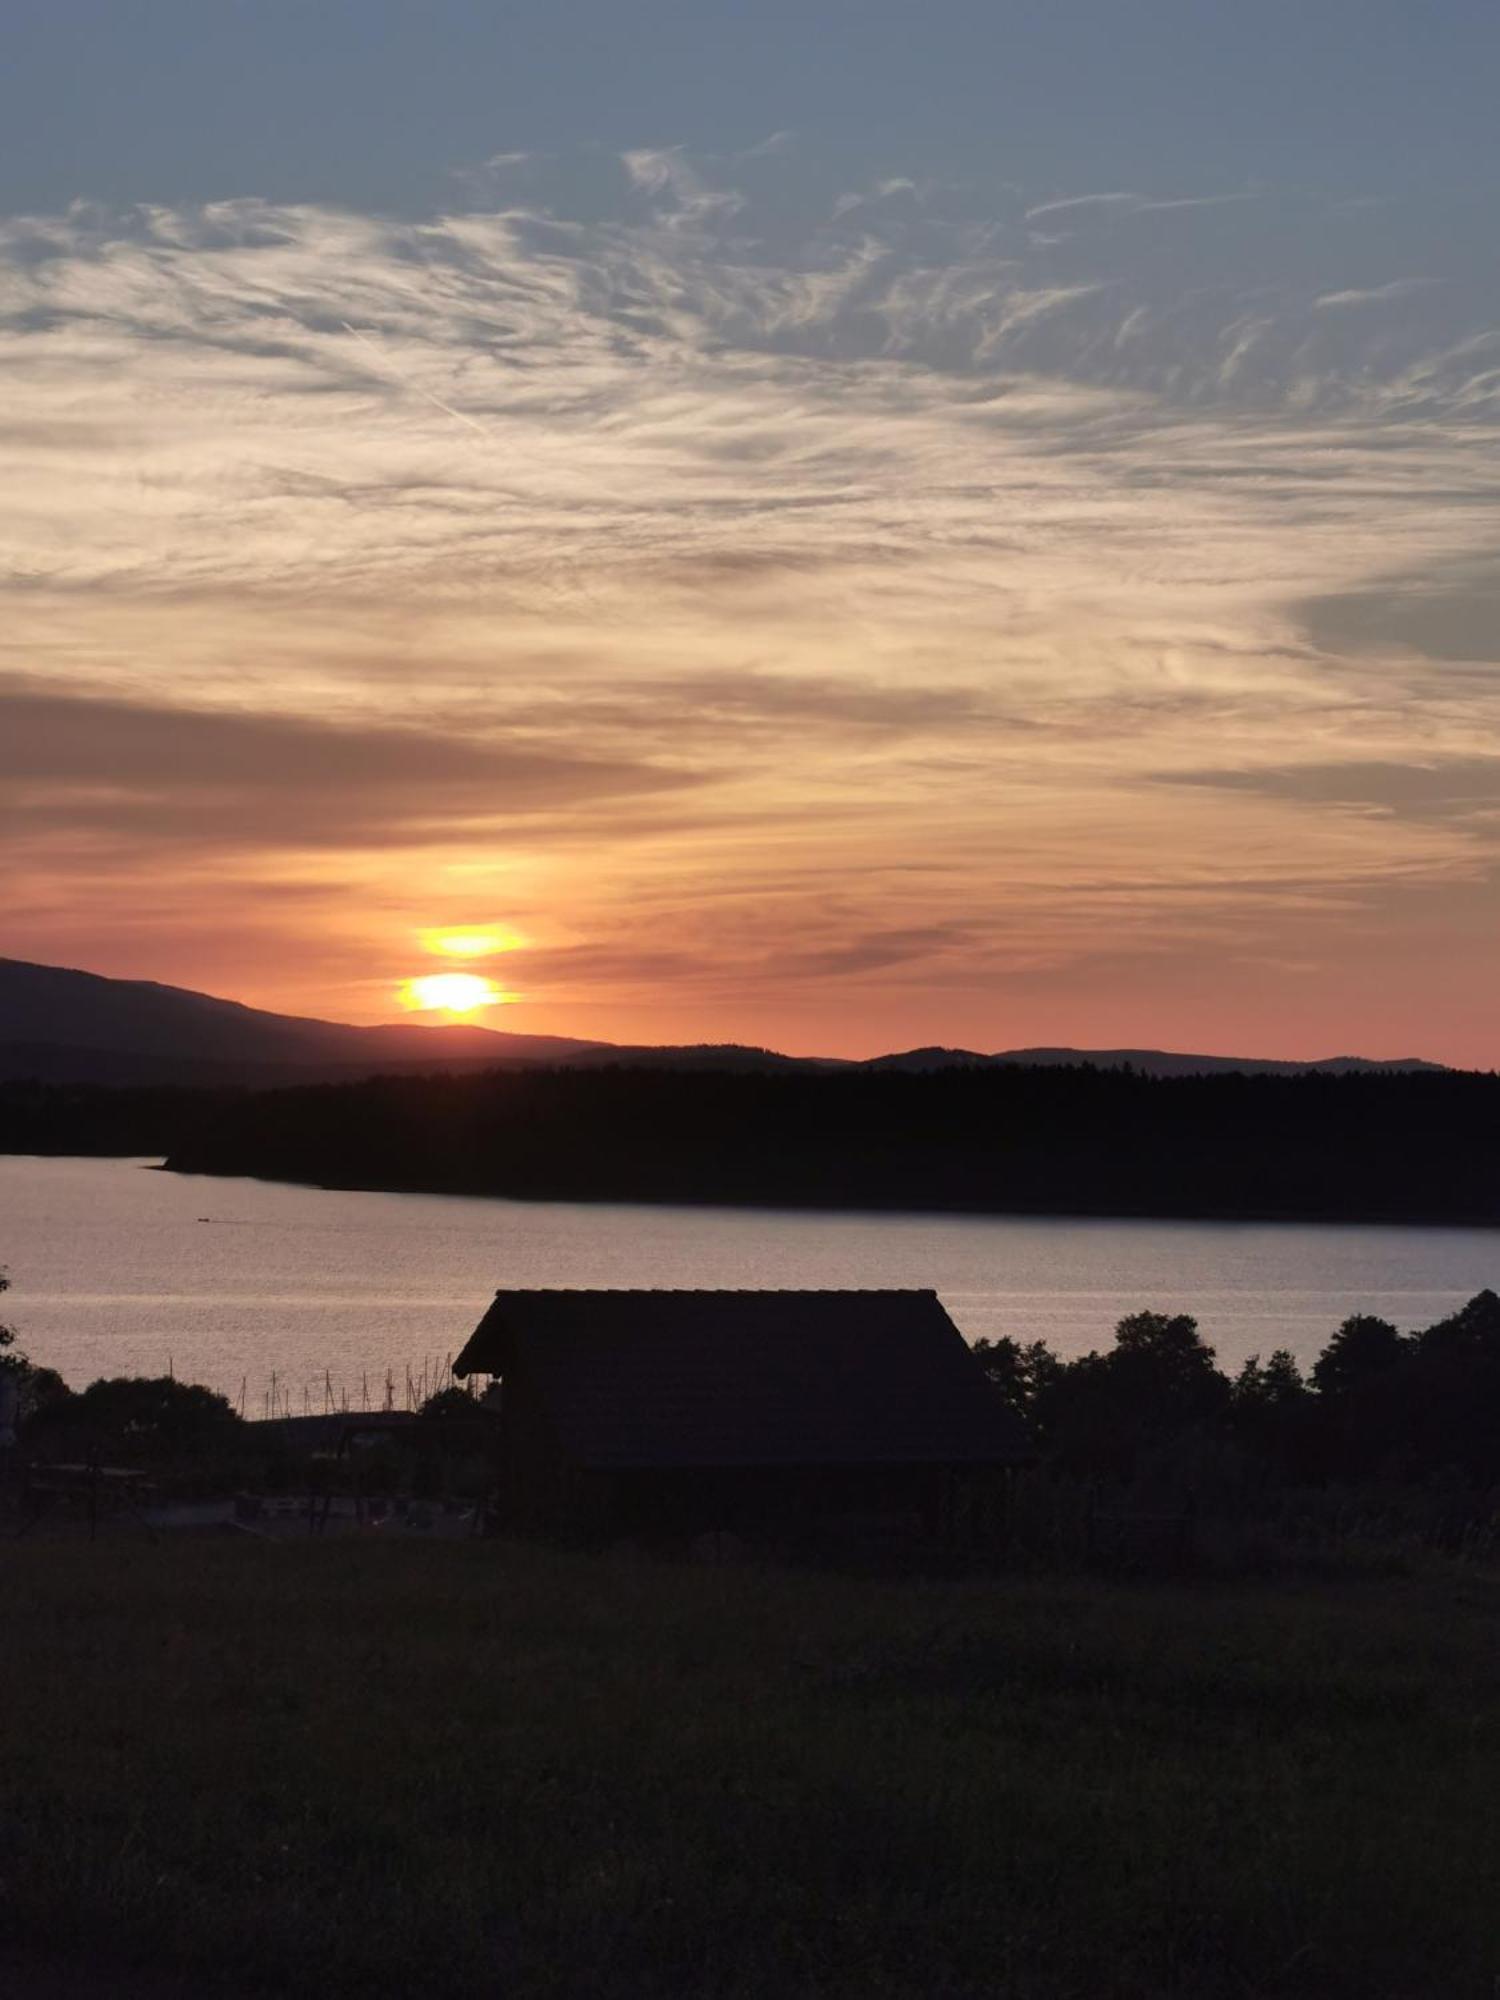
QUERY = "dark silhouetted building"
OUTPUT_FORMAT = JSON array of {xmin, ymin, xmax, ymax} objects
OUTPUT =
[{"xmin": 453, "ymin": 1288, "xmax": 1027, "ymax": 1544}]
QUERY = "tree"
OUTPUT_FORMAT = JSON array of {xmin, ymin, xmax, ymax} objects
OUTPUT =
[
  {"xmin": 1311, "ymin": 1314, "xmax": 1408, "ymax": 1398},
  {"xmin": 1417, "ymin": 1289, "xmax": 1500, "ymax": 1360},
  {"xmin": 970, "ymin": 1336, "xmax": 1065, "ymax": 1435},
  {"xmin": 16, "ymin": 1366, "xmax": 71, "ymax": 1425},
  {"xmin": 28, "ymin": 1376, "xmax": 242, "ymax": 1460},
  {"xmin": 1036, "ymin": 1311, "xmax": 1231, "ymax": 1480},
  {"xmin": 0, "ymin": 1268, "xmax": 75, "ymax": 1433},
  {"xmin": 1108, "ymin": 1311, "xmax": 1228, "ymax": 1423},
  {"xmin": 1233, "ymin": 1349, "xmax": 1307, "ymax": 1409},
  {"xmin": 0, "ymin": 1266, "xmax": 21, "ymax": 1373},
  {"xmin": 1230, "ymin": 1349, "xmax": 1315, "ymax": 1474},
  {"xmin": 418, "ymin": 1384, "xmax": 481, "ymax": 1421},
  {"xmin": 1389, "ymin": 1293, "xmax": 1500, "ymax": 1484}
]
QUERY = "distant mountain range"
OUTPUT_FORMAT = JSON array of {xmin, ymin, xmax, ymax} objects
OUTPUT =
[
  {"xmin": 862, "ymin": 1045, "xmax": 1449, "ymax": 1078},
  {"xmin": 0, "ymin": 956, "xmax": 1448, "ymax": 1087}
]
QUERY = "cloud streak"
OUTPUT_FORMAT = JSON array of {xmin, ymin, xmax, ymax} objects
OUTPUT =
[{"xmin": 0, "ymin": 683, "xmax": 693, "ymax": 853}]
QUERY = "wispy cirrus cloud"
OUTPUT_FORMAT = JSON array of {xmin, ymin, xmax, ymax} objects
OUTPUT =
[
  {"xmin": 3, "ymin": 152, "xmax": 1499, "ymax": 1054},
  {"xmin": 1314, "ymin": 279, "xmax": 1440, "ymax": 310}
]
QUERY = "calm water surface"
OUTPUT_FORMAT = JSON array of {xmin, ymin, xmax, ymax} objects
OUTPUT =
[{"xmin": 3, "ymin": 1155, "xmax": 1497, "ymax": 1404}]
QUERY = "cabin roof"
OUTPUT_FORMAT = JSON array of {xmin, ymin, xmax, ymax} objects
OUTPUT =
[{"xmin": 452, "ymin": 1288, "xmax": 1028, "ymax": 1469}]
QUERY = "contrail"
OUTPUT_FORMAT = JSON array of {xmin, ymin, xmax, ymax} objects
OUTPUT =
[
  {"xmin": 337, "ymin": 318, "xmax": 601, "ymax": 612},
  {"xmin": 340, "ymin": 319, "xmax": 494, "ymax": 438}
]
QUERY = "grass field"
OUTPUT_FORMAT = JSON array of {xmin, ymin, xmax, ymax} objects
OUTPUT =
[{"xmin": 4, "ymin": 1538, "xmax": 1499, "ymax": 1998}]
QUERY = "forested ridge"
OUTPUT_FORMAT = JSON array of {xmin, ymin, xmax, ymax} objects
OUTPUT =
[{"xmin": 111, "ymin": 1061, "xmax": 1500, "ymax": 1223}]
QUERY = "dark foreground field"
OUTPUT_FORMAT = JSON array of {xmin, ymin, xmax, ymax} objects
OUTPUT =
[{"xmin": 4, "ymin": 1542, "xmax": 1499, "ymax": 1999}]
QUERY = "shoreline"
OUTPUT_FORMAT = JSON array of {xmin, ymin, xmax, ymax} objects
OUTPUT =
[
  {"xmin": 1, "ymin": 1146, "xmax": 1494, "ymax": 1232},
  {"xmin": 152, "ymin": 1152, "xmax": 1500, "ymax": 1233}
]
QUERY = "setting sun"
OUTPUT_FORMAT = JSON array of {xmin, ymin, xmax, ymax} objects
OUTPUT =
[{"xmin": 400, "ymin": 972, "xmax": 506, "ymax": 1016}]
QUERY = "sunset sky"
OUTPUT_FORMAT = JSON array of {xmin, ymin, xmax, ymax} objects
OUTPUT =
[{"xmin": 5, "ymin": 2, "xmax": 1500, "ymax": 1062}]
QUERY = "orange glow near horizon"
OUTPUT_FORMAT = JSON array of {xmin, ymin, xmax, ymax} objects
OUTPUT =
[
  {"xmin": 401, "ymin": 972, "xmax": 507, "ymax": 1016},
  {"xmin": 419, "ymin": 927, "xmax": 526, "ymax": 959}
]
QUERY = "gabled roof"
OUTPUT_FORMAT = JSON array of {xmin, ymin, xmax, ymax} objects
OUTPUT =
[{"xmin": 453, "ymin": 1289, "xmax": 1028, "ymax": 1469}]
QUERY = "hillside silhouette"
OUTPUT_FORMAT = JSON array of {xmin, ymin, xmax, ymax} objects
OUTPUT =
[
  {"xmin": 0, "ymin": 954, "xmax": 608, "ymax": 1083},
  {"xmin": 0, "ymin": 956, "xmax": 1447, "ymax": 1088}
]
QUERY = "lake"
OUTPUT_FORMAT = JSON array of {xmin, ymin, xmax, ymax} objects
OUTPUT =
[{"xmin": 2, "ymin": 1154, "xmax": 1496, "ymax": 1409}]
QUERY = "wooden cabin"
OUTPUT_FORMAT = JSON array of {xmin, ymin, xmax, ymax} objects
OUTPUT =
[{"xmin": 453, "ymin": 1289, "xmax": 1028, "ymax": 1546}]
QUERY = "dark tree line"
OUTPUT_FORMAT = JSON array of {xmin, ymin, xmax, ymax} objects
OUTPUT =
[
  {"xmin": 974, "ymin": 1289, "xmax": 1500, "ymax": 1490},
  {"xmin": 120, "ymin": 1060, "xmax": 1500, "ymax": 1223},
  {"xmin": 0, "ymin": 1078, "xmax": 232, "ymax": 1157},
  {"xmin": 5, "ymin": 1063, "xmax": 1499, "ymax": 1224}
]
